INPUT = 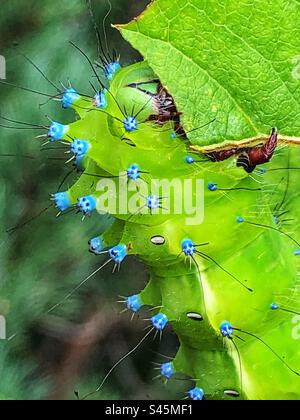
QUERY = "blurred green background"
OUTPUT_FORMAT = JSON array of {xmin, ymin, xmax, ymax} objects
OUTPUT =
[{"xmin": 0, "ymin": 0, "xmax": 189, "ymax": 400}]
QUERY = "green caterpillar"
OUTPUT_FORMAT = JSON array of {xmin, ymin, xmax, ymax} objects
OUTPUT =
[
  {"xmin": 37, "ymin": 55, "xmax": 300, "ymax": 400},
  {"xmin": 6, "ymin": 1, "xmax": 300, "ymax": 401}
]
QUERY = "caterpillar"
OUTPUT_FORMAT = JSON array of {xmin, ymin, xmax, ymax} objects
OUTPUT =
[{"xmin": 2, "ymin": 0, "xmax": 300, "ymax": 401}]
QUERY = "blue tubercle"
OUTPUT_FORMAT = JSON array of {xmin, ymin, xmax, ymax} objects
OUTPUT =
[
  {"xmin": 181, "ymin": 239, "xmax": 196, "ymax": 257},
  {"xmin": 70, "ymin": 140, "xmax": 90, "ymax": 172},
  {"xmin": 48, "ymin": 122, "xmax": 69, "ymax": 142},
  {"xmin": 89, "ymin": 236, "xmax": 105, "ymax": 255},
  {"xmin": 151, "ymin": 313, "xmax": 168, "ymax": 331},
  {"xmin": 109, "ymin": 244, "xmax": 127, "ymax": 264},
  {"xmin": 294, "ymin": 249, "xmax": 300, "ymax": 256},
  {"xmin": 52, "ymin": 191, "xmax": 71, "ymax": 212},
  {"xmin": 126, "ymin": 295, "xmax": 142, "ymax": 313},
  {"xmin": 123, "ymin": 116, "xmax": 138, "ymax": 133},
  {"xmin": 105, "ymin": 62, "xmax": 121, "ymax": 80},
  {"xmin": 188, "ymin": 387, "xmax": 204, "ymax": 401},
  {"xmin": 237, "ymin": 216, "xmax": 245, "ymax": 223},
  {"xmin": 94, "ymin": 91, "xmax": 107, "ymax": 109},
  {"xmin": 220, "ymin": 321, "xmax": 233, "ymax": 338},
  {"xmin": 208, "ymin": 182, "xmax": 218, "ymax": 191},
  {"xmin": 146, "ymin": 195, "xmax": 160, "ymax": 210},
  {"xmin": 77, "ymin": 195, "xmax": 97, "ymax": 215},
  {"xmin": 170, "ymin": 132, "xmax": 177, "ymax": 140},
  {"xmin": 274, "ymin": 215, "xmax": 279, "ymax": 225},
  {"xmin": 184, "ymin": 156, "xmax": 194, "ymax": 164},
  {"xmin": 160, "ymin": 362, "xmax": 174, "ymax": 380},
  {"xmin": 70, "ymin": 139, "xmax": 90, "ymax": 157},
  {"xmin": 270, "ymin": 303, "xmax": 279, "ymax": 310},
  {"xmin": 127, "ymin": 164, "xmax": 141, "ymax": 181},
  {"xmin": 62, "ymin": 87, "xmax": 80, "ymax": 109}
]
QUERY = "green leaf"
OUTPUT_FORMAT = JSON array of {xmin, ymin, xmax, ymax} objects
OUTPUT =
[{"xmin": 118, "ymin": 0, "xmax": 300, "ymax": 148}]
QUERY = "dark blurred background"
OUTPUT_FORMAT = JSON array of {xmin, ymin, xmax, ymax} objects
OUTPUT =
[{"xmin": 0, "ymin": 0, "xmax": 187, "ymax": 400}]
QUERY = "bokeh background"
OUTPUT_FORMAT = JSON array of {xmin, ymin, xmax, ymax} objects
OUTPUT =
[{"xmin": 0, "ymin": 0, "xmax": 190, "ymax": 400}]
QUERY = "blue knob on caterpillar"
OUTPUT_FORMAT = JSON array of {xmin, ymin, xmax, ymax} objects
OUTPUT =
[
  {"xmin": 105, "ymin": 62, "xmax": 121, "ymax": 80},
  {"xmin": 51, "ymin": 191, "xmax": 71, "ymax": 212},
  {"xmin": 151, "ymin": 313, "xmax": 168, "ymax": 331},
  {"xmin": 188, "ymin": 387, "xmax": 204, "ymax": 400},
  {"xmin": 48, "ymin": 122, "xmax": 69, "ymax": 142},
  {"xmin": 62, "ymin": 87, "xmax": 80, "ymax": 109},
  {"xmin": 123, "ymin": 116, "xmax": 138, "ymax": 133},
  {"xmin": 160, "ymin": 362, "xmax": 174, "ymax": 380},
  {"xmin": 108, "ymin": 244, "xmax": 127, "ymax": 264},
  {"xmin": 126, "ymin": 295, "xmax": 142, "ymax": 313},
  {"xmin": 220, "ymin": 321, "xmax": 233, "ymax": 338},
  {"xmin": 181, "ymin": 239, "xmax": 196, "ymax": 257},
  {"xmin": 77, "ymin": 195, "xmax": 97, "ymax": 215}
]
